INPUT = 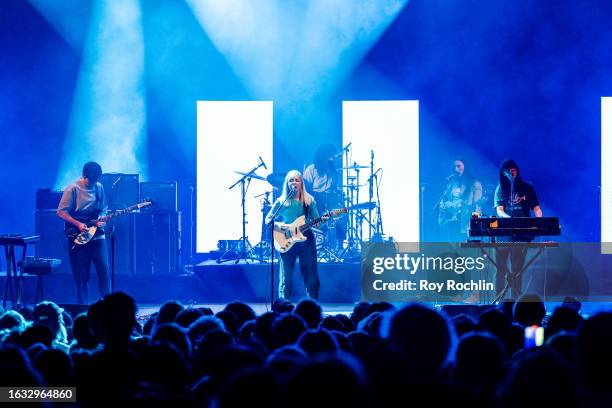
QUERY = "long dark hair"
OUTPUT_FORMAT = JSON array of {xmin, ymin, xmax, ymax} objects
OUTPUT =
[
  {"xmin": 499, "ymin": 159, "xmax": 522, "ymax": 195},
  {"xmin": 451, "ymin": 156, "xmax": 476, "ymax": 182}
]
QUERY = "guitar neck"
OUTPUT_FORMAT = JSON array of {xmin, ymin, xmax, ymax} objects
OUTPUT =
[
  {"xmin": 97, "ymin": 204, "xmax": 142, "ymax": 222},
  {"xmin": 300, "ymin": 209, "xmax": 346, "ymax": 232}
]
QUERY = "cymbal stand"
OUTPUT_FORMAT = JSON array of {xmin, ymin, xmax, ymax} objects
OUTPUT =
[
  {"xmin": 216, "ymin": 160, "xmax": 266, "ymax": 264},
  {"xmin": 373, "ymin": 169, "xmax": 384, "ymax": 238},
  {"xmin": 368, "ymin": 150, "xmax": 374, "ymax": 240},
  {"xmin": 343, "ymin": 169, "xmax": 363, "ymax": 259},
  {"xmin": 317, "ymin": 218, "xmax": 344, "ymax": 263},
  {"xmin": 252, "ymin": 191, "xmax": 273, "ymax": 262}
]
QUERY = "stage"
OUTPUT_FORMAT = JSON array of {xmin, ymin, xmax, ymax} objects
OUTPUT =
[{"xmin": 0, "ymin": 260, "xmax": 361, "ymax": 307}]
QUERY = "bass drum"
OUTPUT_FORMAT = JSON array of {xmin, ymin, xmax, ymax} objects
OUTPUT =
[{"xmin": 311, "ymin": 227, "xmax": 325, "ymax": 251}]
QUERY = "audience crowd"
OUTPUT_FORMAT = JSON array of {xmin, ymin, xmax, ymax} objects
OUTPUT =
[{"xmin": 1, "ymin": 293, "xmax": 611, "ymax": 407}]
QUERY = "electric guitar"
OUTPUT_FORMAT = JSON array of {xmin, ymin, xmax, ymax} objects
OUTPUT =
[
  {"xmin": 273, "ymin": 208, "xmax": 348, "ymax": 253},
  {"xmin": 65, "ymin": 200, "xmax": 153, "ymax": 246}
]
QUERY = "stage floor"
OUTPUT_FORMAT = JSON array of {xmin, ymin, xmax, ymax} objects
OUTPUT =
[{"xmin": 134, "ymin": 301, "xmax": 612, "ymax": 323}]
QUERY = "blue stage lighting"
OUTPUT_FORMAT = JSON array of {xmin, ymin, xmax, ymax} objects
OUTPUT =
[{"xmin": 55, "ymin": 0, "xmax": 148, "ymax": 188}]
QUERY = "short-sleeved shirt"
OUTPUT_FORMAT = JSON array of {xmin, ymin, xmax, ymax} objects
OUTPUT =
[
  {"xmin": 494, "ymin": 180, "xmax": 539, "ymax": 217},
  {"xmin": 303, "ymin": 164, "xmax": 333, "ymax": 193},
  {"xmin": 58, "ymin": 181, "xmax": 108, "ymax": 238}
]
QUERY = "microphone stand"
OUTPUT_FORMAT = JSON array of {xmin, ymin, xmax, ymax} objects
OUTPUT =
[
  {"xmin": 189, "ymin": 185, "xmax": 195, "ymax": 269},
  {"xmin": 374, "ymin": 171, "xmax": 384, "ymax": 238},
  {"xmin": 262, "ymin": 189, "xmax": 295, "ymax": 307},
  {"xmin": 110, "ymin": 175, "xmax": 122, "ymax": 293}
]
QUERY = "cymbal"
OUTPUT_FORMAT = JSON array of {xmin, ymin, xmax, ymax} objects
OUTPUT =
[
  {"xmin": 234, "ymin": 171, "xmax": 266, "ymax": 181},
  {"xmin": 339, "ymin": 164, "xmax": 369, "ymax": 170},
  {"xmin": 266, "ymin": 173, "xmax": 286, "ymax": 186},
  {"xmin": 350, "ymin": 201, "xmax": 377, "ymax": 211}
]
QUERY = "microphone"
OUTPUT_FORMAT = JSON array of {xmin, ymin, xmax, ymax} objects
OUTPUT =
[
  {"xmin": 342, "ymin": 142, "xmax": 352, "ymax": 152},
  {"xmin": 503, "ymin": 169, "xmax": 513, "ymax": 180},
  {"xmin": 289, "ymin": 185, "xmax": 297, "ymax": 196},
  {"xmin": 258, "ymin": 156, "xmax": 267, "ymax": 170}
]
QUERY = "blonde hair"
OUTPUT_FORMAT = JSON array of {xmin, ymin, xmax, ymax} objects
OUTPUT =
[{"xmin": 280, "ymin": 170, "xmax": 314, "ymax": 206}]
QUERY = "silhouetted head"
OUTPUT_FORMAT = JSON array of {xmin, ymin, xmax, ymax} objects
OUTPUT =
[
  {"xmin": 224, "ymin": 301, "xmax": 256, "ymax": 328},
  {"xmin": 99, "ymin": 292, "xmax": 137, "ymax": 347},
  {"xmin": 383, "ymin": 304, "xmax": 453, "ymax": 379},
  {"xmin": 33, "ymin": 301, "xmax": 64, "ymax": 341},
  {"xmin": 513, "ymin": 294, "xmax": 546, "ymax": 327},
  {"xmin": 155, "ymin": 301, "xmax": 184, "ymax": 328},
  {"xmin": 498, "ymin": 348, "xmax": 575, "ymax": 406},
  {"xmin": 82, "ymin": 161, "xmax": 103, "ymax": 183},
  {"xmin": 453, "ymin": 332, "xmax": 507, "ymax": 392},
  {"xmin": 294, "ymin": 299, "xmax": 322, "ymax": 330},
  {"xmin": 297, "ymin": 328, "xmax": 339, "ymax": 356},
  {"xmin": 272, "ymin": 314, "xmax": 307, "ymax": 349},
  {"xmin": 546, "ymin": 306, "xmax": 583, "ymax": 337},
  {"xmin": 577, "ymin": 311, "xmax": 612, "ymax": 391},
  {"xmin": 72, "ymin": 313, "xmax": 99, "ymax": 350}
]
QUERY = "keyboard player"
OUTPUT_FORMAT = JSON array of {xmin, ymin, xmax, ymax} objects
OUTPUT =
[{"xmin": 494, "ymin": 159, "xmax": 543, "ymax": 299}]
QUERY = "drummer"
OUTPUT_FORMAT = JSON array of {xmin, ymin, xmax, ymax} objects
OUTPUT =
[{"xmin": 303, "ymin": 144, "xmax": 346, "ymax": 248}]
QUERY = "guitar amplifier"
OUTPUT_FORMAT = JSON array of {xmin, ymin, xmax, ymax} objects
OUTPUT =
[
  {"xmin": 140, "ymin": 181, "xmax": 177, "ymax": 212},
  {"xmin": 36, "ymin": 189, "xmax": 64, "ymax": 210},
  {"xmin": 133, "ymin": 211, "xmax": 181, "ymax": 274},
  {"xmin": 100, "ymin": 173, "xmax": 139, "ymax": 210}
]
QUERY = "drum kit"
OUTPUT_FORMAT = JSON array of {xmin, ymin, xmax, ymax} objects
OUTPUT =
[{"xmin": 218, "ymin": 145, "xmax": 385, "ymax": 263}]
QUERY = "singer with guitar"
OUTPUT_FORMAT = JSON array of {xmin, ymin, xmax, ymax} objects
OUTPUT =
[
  {"xmin": 57, "ymin": 161, "xmax": 110, "ymax": 304},
  {"xmin": 265, "ymin": 170, "xmax": 326, "ymax": 301},
  {"xmin": 437, "ymin": 157, "xmax": 483, "ymax": 242}
]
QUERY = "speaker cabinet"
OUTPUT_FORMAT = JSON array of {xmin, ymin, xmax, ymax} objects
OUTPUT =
[
  {"xmin": 140, "ymin": 181, "xmax": 177, "ymax": 212},
  {"xmin": 99, "ymin": 173, "xmax": 139, "ymax": 210},
  {"xmin": 133, "ymin": 212, "xmax": 181, "ymax": 275},
  {"xmin": 35, "ymin": 210, "xmax": 71, "ymax": 274},
  {"xmin": 106, "ymin": 214, "xmax": 135, "ymax": 275}
]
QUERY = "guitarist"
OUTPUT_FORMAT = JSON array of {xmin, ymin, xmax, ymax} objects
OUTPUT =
[
  {"xmin": 437, "ymin": 157, "xmax": 483, "ymax": 242},
  {"xmin": 265, "ymin": 170, "xmax": 323, "ymax": 301},
  {"xmin": 57, "ymin": 161, "xmax": 110, "ymax": 304}
]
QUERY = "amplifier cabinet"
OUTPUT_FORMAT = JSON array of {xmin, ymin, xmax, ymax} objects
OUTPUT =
[
  {"xmin": 34, "ymin": 210, "xmax": 71, "ymax": 274},
  {"xmin": 133, "ymin": 211, "xmax": 181, "ymax": 275},
  {"xmin": 140, "ymin": 181, "xmax": 178, "ymax": 212}
]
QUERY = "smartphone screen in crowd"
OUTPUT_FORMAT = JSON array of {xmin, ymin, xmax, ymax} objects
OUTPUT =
[{"xmin": 524, "ymin": 325, "xmax": 545, "ymax": 348}]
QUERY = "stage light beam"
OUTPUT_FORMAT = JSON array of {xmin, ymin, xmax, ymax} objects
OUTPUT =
[{"xmin": 55, "ymin": 0, "xmax": 147, "ymax": 189}]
